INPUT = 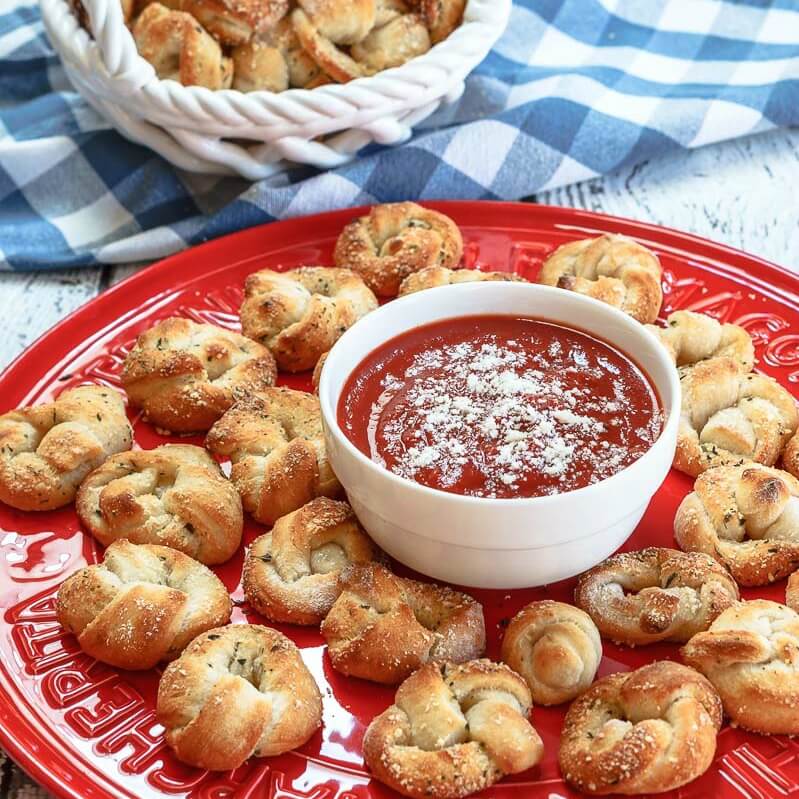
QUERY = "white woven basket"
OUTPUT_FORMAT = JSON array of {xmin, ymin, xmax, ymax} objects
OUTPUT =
[{"xmin": 40, "ymin": 0, "xmax": 510, "ymax": 179}]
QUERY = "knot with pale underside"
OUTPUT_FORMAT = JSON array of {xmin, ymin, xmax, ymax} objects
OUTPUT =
[
  {"xmin": 646, "ymin": 310, "xmax": 754, "ymax": 370},
  {"xmin": 675, "ymin": 463, "xmax": 799, "ymax": 586},
  {"xmin": 0, "ymin": 385, "xmax": 132, "ymax": 511},
  {"xmin": 56, "ymin": 539, "xmax": 231, "ymax": 669},
  {"xmin": 538, "ymin": 234, "xmax": 662, "ymax": 324},
  {"xmin": 674, "ymin": 358, "xmax": 797, "ymax": 476},
  {"xmin": 363, "ymin": 659, "xmax": 543, "ymax": 799},
  {"xmin": 682, "ymin": 599, "xmax": 799, "ymax": 735},
  {"xmin": 501, "ymin": 600, "xmax": 601, "ymax": 705},
  {"xmin": 157, "ymin": 624, "xmax": 322, "ymax": 770}
]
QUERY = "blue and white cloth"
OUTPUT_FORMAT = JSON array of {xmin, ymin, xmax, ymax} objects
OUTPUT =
[{"xmin": 1, "ymin": 0, "xmax": 798, "ymax": 270}]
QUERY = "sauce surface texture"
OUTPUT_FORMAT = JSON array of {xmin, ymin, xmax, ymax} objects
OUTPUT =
[{"xmin": 338, "ymin": 315, "xmax": 663, "ymax": 499}]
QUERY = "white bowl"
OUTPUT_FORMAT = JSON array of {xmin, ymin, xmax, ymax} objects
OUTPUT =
[
  {"xmin": 319, "ymin": 283, "xmax": 680, "ymax": 590},
  {"xmin": 40, "ymin": 0, "xmax": 510, "ymax": 178}
]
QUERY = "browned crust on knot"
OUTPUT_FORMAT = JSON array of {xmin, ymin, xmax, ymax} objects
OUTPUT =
[
  {"xmin": 363, "ymin": 659, "xmax": 543, "ymax": 799},
  {"xmin": 500, "ymin": 600, "xmax": 602, "ymax": 705},
  {"xmin": 788, "ymin": 571, "xmax": 799, "ymax": 612},
  {"xmin": 558, "ymin": 661, "xmax": 722, "ymax": 795},
  {"xmin": 242, "ymin": 497, "xmax": 381, "ymax": 624},
  {"xmin": 240, "ymin": 266, "xmax": 377, "ymax": 372},
  {"xmin": 783, "ymin": 429, "xmax": 799, "ymax": 479},
  {"xmin": 292, "ymin": 8, "xmax": 365, "ymax": 83},
  {"xmin": 157, "ymin": 623, "xmax": 322, "ymax": 770},
  {"xmin": 296, "ymin": 0, "xmax": 375, "ymax": 44},
  {"xmin": 412, "ymin": 0, "xmax": 465, "ymax": 44},
  {"xmin": 133, "ymin": 3, "xmax": 233, "ymax": 88},
  {"xmin": 334, "ymin": 203, "xmax": 464, "ymax": 297},
  {"xmin": 0, "ymin": 385, "xmax": 132, "ymax": 511},
  {"xmin": 205, "ymin": 387, "xmax": 340, "ymax": 525},
  {"xmin": 321, "ymin": 562, "xmax": 485, "ymax": 684},
  {"xmin": 398, "ymin": 266, "xmax": 527, "ymax": 296},
  {"xmin": 673, "ymin": 359, "xmax": 798, "ymax": 477},
  {"xmin": 76, "ymin": 444, "xmax": 243, "ymax": 565},
  {"xmin": 56, "ymin": 539, "xmax": 231, "ymax": 669},
  {"xmin": 681, "ymin": 599, "xmax": 799, "ymax": 735},
  {"xmin": 538, "ymin": 234, "xmax": 662, "ymax": 324},
  {"xmin": 646, "ymin": 310, "xmax": 755, "ymax": 370},
  {"xmin": 674, "ymin": 463, "xmax": 799, "ymax": 586},
  {"xmin": 574, "ymin": 547, "xmax": 739, "ymax": 645},
  {"xmin": 311, "ymin": 351, "xmax": 328, "ymax": 394},
  {"xmin": 171, "ymin": 0, "xmax": 289, "ymax": 46},
  {"xmin": 121, "ymin": 317, "xmax": 276, "ymax": 434}
]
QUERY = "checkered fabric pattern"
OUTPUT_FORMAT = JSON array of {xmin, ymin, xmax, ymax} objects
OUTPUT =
[{"xmin": 1, "ymin": 0, "xmax": 798, "ymax": 270}]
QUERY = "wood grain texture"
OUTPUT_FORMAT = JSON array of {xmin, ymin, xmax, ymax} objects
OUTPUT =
[
  {"xmin": 536, "ymin": 129, "xmax": 799, "ymax": 269},
  {"xmin": 0, "ymin": 127, "xmax": 797, "ymax": 798}
]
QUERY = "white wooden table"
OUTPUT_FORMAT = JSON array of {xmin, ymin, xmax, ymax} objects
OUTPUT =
[{"xmin": 1, "ymin": 126, "xmax": 798, "ymax": 797}]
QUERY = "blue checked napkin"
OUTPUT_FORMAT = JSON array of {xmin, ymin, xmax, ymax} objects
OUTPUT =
[{"xmin": 1, "ymin": 0, "xmax": 798, "ymax": 270}]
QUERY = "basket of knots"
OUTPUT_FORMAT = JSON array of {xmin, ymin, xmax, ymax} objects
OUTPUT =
[{"xmin": 40, "ymin": 0, "xmax": 510, "ymax": 178}]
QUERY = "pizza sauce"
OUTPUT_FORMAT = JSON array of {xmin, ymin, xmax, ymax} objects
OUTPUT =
[{"xmin": 338, "ymin": 315, "xmax": 663, "ymax": 499}]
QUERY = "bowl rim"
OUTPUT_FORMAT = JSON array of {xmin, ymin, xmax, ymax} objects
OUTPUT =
[{"xmin": 319, "ymin": 281, "xmax": 681, "ymax": 508}]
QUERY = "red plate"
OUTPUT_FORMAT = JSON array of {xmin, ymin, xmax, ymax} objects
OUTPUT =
[{"xmin": 1, "ymin": 202, "xmax": 798, "ymax": 799}]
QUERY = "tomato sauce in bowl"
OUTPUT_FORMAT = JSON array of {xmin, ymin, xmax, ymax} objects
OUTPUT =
[{"xmin": 338, "ymin": 315, "xmax": 663, "ymax": 499}]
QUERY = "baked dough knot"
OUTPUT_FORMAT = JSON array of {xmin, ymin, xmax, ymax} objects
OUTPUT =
[
  {"xmin": 574, "ymin": 547, "xmax": 739, "ymax": 645},
  {"xmin": 133, "ymin": 4, "xmax": 233, "ymax": 90},
  {"xmin": 291, "ymin": 7, "xmax": 366, "ymax": 83},
  {"xmin": 121, "ymin": 317, "xmax": 277, "ymax": 433},
  {"xmin": 320, "ymin": 562, "xmax": 485, "ymax": 684},
  {"xmin": 291, "ymin": 3, "xmax": 431, "ymax": 84},
  {"xmin": 311, "ymin": 350, "xmax": 327, "ymax": 393},
  {"xmin": 239, "ymin": 266, "xmax": 377, "ymax": 372},
  {"xmin": 157, "ymin": 624, "xmax": 322, "ymax": 770},
  {"xmin": 682, "ymin": 599, "xmax": 799, "ymax": 735},
  {"xmin": 243, "ymin": 497, "xmax": 381, "ymax": 625},
  {"xmin": 675, "ymin": 463, "xmax": 799, "ymax": 586},
  {"xmin": 296, "ymin": 0, "xmax": 376, "ymax": 45},
  {"xmin": 788, "ymin": 571, "xmax": 799, "ymax": 612},
  {"xmin": 558, "ymin": 661, "xmax": 722, "ymax": 796},
  {"xmin": 0, "ymin": 385, "xmax": 132, "ymax": 511},
  {"xmin": 363, "ymin": 659, "xmax": 544, "ymax": 799},
  {"xmin": 675, "ymin": 357, "xmax": 798, "ymax": 476},
  {"xmin": 174, "ymin": 0, "xmax": 289, "ymax": 46},
  {"xmin": 205, "ymin": 387, "xmax": 340, "ymax": 526},
  {"xmin": 56, "ymin": 539, "xmax": 231, "ymax": 669},
  {"xmin": 538, "ymin": 234, "xmax": 663, "ymax": 324},
  {"xmin": 76, "ymin": 444, "xmax": 243, "ymax": 565},
  {"xmin": 231, "ymin": 39, "xmax": 290, "ymax": 92},
  {"xmin": 334, "ymin": 203, "xmax": 464, "ymax": 297},
  {"xmin": 646, "ymin": 310, "xmax": 755, "ymax": 371},
  {"xmin": 411, "ymin": 0, "xmax": 465, "ymax": 43},
  {"xmin": 782, "ymin": 428, "xmax": 799, "ymax": 479},
  {"xmin": 350, "ymin": 12, "xmax": 431, "ymax": 74},
  {"xmin": 500, "ymin": 600, "xmax": 601, "ymax": 706},
  {"xmin": 398, "ymin": 266, "xmax": 526, "ymax": 296}
]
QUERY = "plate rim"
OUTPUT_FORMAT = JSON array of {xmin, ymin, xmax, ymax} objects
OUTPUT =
[{"xmin": 2, "ymin": 199, "xmax": 799, "ymax": 799}]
